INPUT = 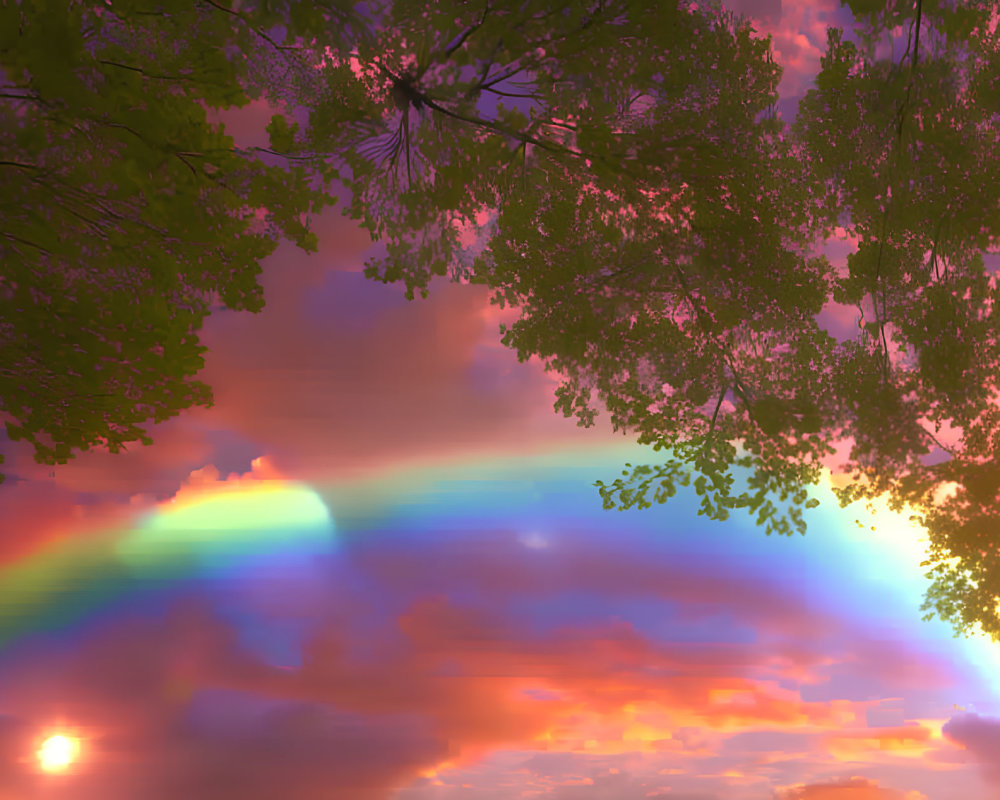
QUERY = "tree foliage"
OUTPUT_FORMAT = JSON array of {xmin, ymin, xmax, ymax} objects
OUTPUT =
[
  {"xmin": 792, "ymin": 0, "xmax": 1000, "ymax": 638},
  {"xmin": 297, "ymin": 0, "xmax": 837, "ymax": 532},
  {"xmin": 0, "ymin": 0, "xmax": 353, "ymax": 481},
  {"xmin": 295, "ymin": 0, "xmax": 1000, "ymax": 640}
]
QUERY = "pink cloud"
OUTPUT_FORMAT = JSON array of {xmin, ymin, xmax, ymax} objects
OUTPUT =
[
  {"xmin": 0, "ymin": 449, "xmax": 295, "ymax": 575},
  {"xmin": 723, "ymin": 0, "xmax": 849, "ymax": 103},
  {"xmin": 0, "ymin": 198, "xmax": 582, "ymax": 508},
  {"xmin": 942, "ymin": 713, "xmax": 1000, "ymax": 786},
  {"xmin": 0, "ymin": 480, "xmax": 94, "ymax": 563},
  {"xmin": 190, "ymin": 225, "xmax": 616, "ymax": 485},
  {"xmin": 0, "ymin": 477, "xmax": 154, "ymax": 568},
  {"xmin": 1, "ymin": 414, "xmax": 216, "ymax": 500}
]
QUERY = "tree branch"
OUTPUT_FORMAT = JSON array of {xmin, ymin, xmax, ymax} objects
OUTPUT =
[
  {"xmin": 411, "ymin": 87, "xmax": 644, "ymax": 181},
  {"xmin": 1, "ymin": 232, "xmax": 54, "ymax": 256},
  {"xmin": 918, "ymin": 421, "xmax": 957, "ymax": 457},
  {"xmin": 443, "ymin": 3, "xmax": 490, "ymax": 58},
  {"xmin": 198, "ymin": 0, "xmax": 302, "ymax": 52},
  {"xmin": 98, "ymin": 60, "xmax": 202, "ymax": 83},
  {"xmin": 703, "ymin": 383, "xmax": 728, "ymax": 451},
  {"xmin": 484, "ymin": 86, "xmax": 537, "ymax": 98},
  {"xmin": 671, "ymin": 263, "xmax": 762, "ymax": 431}
]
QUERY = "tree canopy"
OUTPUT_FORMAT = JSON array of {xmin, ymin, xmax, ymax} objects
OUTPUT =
[
  {"xmin": 0, "ymin": 0, "xmax": 352, "ymax": 482},
  {"xmin": 296, "ymin": 0, "xmax": 1000, "ymax": 640},
  {"xmin": 6, "ymin": 0, "xmax": 1000, "ymax": 642},
  {"xmin": 792, "ymin": 0, "xmax": 1000, "ymax": 637}
]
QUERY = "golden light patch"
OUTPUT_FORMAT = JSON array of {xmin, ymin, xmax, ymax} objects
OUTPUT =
[
  {"xmin": 417, "ymin": 759, "xmax": 460, "ymax": 780},
  {"xmin": 820, "ymin": 474, "xmax": 1000, "ymax": 695},
  {"xmin": 823, "ymin": 723, "xmax": 939, "ymax": 762},
  {"xmin": 37, "ymin": 734, "xmax": 80, "ymax": 773},
  {"xmin": 909, "ymin": 718, "xmax": 947, "ymax": 740}
]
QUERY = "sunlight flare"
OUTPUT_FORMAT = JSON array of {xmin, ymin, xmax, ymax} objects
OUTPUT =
[{"xmin": 37, "ymin": 734, "xmax": 80, "ymax": 773}]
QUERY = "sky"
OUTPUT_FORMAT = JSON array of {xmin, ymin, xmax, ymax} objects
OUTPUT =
[{"xmin": 3, "ymin": 0, "xmax": 1000, "ymax": 798}]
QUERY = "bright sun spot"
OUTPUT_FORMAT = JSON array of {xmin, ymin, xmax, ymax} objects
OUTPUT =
[{"xmin": 37, "ymin": 735, "xmax": 80, "ymax": 773}]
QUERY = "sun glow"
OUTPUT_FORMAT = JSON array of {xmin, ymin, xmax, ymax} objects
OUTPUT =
[{"xmin": 37, "ymin": 734, "xmax": 80, "ymax": 773}]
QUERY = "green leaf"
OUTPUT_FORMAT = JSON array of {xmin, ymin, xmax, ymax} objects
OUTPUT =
[{"xmin": 266, "ymin": 113, "xmax": 299, "ymax": 152}]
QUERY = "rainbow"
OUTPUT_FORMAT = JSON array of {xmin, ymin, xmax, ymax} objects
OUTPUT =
[{"xmin": 0, "ymin": 473, "xmax": 335, "ymax": 652}]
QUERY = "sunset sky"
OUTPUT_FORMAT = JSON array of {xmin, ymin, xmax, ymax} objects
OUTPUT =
[{"xmin": 3, "ymin": 0, "xmax": 1000, "ymax": 798}]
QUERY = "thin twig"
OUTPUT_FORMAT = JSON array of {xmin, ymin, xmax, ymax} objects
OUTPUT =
[{"xmin": 198, "ymin": 0, "xmax": 302, "ymax": 52}]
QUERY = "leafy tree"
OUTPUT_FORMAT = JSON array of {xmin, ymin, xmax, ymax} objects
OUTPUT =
[
  {"xmin": 791, "ymin": 0, "xmax": 1000, "ymax": 638},
  {"xmin": 299, "ymin": 0, "xmax": 1000, "ymax": 639},
  {"xmin": 303, "ymin": 0, "xmax": 834, "ymax": 531},
  {"xmin": 0, "ymin": 0, "xmax": 359, "ymax": 483}
]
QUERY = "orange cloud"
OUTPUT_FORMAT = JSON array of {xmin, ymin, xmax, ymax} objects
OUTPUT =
[
  {"xmin": 189, "ymin": 591, "xmax": 892, "ymax": 778},
  {"xmin": 821, "ymin": 724, "xmax": 941, "ymax": 762},
  {"xmin": 777, "ymin": 776, "xmax": 927, "ymax": 800},
  {"xmin": 170, "ymin": 455, "xmax": 288, "ymax": 498}
]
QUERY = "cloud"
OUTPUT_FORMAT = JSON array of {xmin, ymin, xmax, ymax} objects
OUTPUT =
[
  {"xmin": 192, "ymin": 234, "xmax": 615, "ymax": 485},
  {"xmin": 723, "ymin": 0, "xmax": 783, "ymax": 25},
  {"xmin": 0, "ymin": 597, "xmax": 446, "ymax": 800},
  {"xmin": 138, "ymin": 699, "xmax": 447, "ymax": 800},
  {"xmin": 192, "ymin": 531, "xmax": 946, "ymax": 765},
  {"xmin": 721, "ymin": 0, "xmax": 851, "ymax": 105},
  {"xmin": 942, "ymin": 713, "xmax": 1000, "ymax": 785},
  {"xmin": 173, "ymin": 454, "xmax": 287, "ymax": 495},
  {"xmin": 0, "ymin": 426, "xmax": 306, "ymax": 567},
  {"xmin": 0, "ymin": 479, "xmax": 92, "ymax": 564},
  {"xmin": 0, "ymin": 455, "xmax": 300, "ymax": 607},
  {"xmin": 0, "ymin": 512, "xmax": 980, "ymax": 799},
  {"xmin": 819, "ymin": 724, "xmax": 939, "ymax": 763},
  {"xmin": 539, "ymin": 765, "xmax": 684, "ymax": 800},
  {"xmin": 0, "ymin": 475, "xmax": 157, "ymax": 572},
  {"xmin": 776, "ymin": 776, "xmax": 926, "ymax": 799},
  {"xmin": 338, "ymin": 525, "xmax": 958, "ymax": 696},
  {"xmin": 0, "ymin": 414, "xmax": 216, "ymax": 502}
]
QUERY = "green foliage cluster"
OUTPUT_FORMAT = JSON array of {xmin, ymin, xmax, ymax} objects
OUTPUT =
[{"xmin": 0, "ymin": 0, "xmax": 351, "ymax": 479}]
